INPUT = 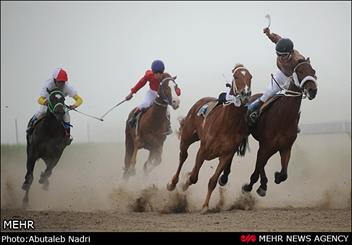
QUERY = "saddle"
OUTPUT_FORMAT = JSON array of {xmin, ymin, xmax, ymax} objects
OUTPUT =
[{"xmin": 258, "ymin": 94, "xmax": 283, "ymax": 115}]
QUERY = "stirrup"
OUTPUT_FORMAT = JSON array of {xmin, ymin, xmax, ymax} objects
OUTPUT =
[
  {"xmin": 128, "ymin": 117, "xmax": 137, "ymax": 128},
  {"xmin": 249, "ymin": 111, "xmax": 258, "ymax": 124}
]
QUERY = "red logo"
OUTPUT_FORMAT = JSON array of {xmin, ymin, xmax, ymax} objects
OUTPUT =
[{"xmin": 241, "ymin": 234, "xmax": 257, "ymax": 243}]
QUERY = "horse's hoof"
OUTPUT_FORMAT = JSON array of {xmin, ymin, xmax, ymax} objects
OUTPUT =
[
  {"xmin": 274, "ymin": 172, "xmax": 287, "ymax": 184},
  {"xmin": 242, "ymin": 184, "xmax": 252, "ymax": 193},
  {"xmin": 166, "ymin": 182, "xmax": 176, "ymax": 191},
  {"xmin": 22, "ymin": 195, "xmax": 29, "ymax": 209},
  {"xmin": 42, "ymin": 181, "xmax": 49, "ymax": 191},
  {"xmin": 218, "ymin": 175, "xmax": 228, "ymax": 186},
  {"xmin": 201, "ymin": 206, "xmax": 209, "ymax": 214},
  {"xmin": 182, "ymin": 182, "xmax": 189, "ymax": 192},
  {"xmin": 256, "ymin": 186, "xmax": 266, "ymax": 197},
  {"xmin": 22, "ymin": 182, "xmax": 30, "ymax": 191}
]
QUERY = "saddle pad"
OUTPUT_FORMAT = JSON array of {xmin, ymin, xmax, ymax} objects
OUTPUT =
[{"xmin": 197, "ymin": 100, "xmax": 218, "ymax": 118}]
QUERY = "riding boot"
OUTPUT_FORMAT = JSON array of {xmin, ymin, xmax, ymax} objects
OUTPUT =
[
  {"xmin": 128, "ymin": 108, "xmax": 142, "ymax": 128},
  {"xmin": 247, "ymin": 98, "xmax": 264, "ymax": 126},
  {"xmin": 26, "ymin": 115, "xmax": 37, "ymax": 135},
  {"xmin": 64, "ymin": 127, "xmax": 73, "ymax": 146}
]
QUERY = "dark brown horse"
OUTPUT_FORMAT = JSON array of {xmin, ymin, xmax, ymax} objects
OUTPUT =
[
  {"xmin": 166, "ymin": 64, "xmax": 252, "ymax": 213},
  {"xmin": 124, "ymin": 73, "xmax": 181, "ymax": 179},
  {"xmin": 224, "ymin": 58, "xmax": 318, "ymax": 197},
  {"xmin": 22, "ymin": 89, "xmax": 69, "ymax": 207}
]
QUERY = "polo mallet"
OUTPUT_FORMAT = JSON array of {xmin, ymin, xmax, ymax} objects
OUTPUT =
[
  {"xmin": 265, "ymin": 14, "xmax": 271, "ymax": 29},
  {"xmin": 100, "ymin": 99, "xmax": 127, "ymax": 120},
  {"xmin": 71, "ymin": 108, "xmax": 104, "ymax": 121}
]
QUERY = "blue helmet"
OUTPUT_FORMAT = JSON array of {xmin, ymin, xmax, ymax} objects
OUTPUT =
[{"xmin": 151, "ymin": 60, "xmax": 165, "ymax": 73}]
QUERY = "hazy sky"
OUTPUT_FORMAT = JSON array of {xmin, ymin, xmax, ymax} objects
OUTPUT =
[{"xmin": 1, "ymin": 1, "xmax": 351, "ymax": 143}]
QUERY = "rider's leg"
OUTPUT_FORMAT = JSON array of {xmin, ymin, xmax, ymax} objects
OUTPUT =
[
  {"xmin": 63, "ymin": 112, "xmax": 72, "ymax": 145},
  {"xmin": 247, "ymin": 70, "xmax": 289, "ymax": 123},
  {"xmin": 128, "ymin": 89, "xmax": 158, "ymax": 127},
  {"xmin": 27, "ymin": 105, "xmax": 47, "ymax": 133}
]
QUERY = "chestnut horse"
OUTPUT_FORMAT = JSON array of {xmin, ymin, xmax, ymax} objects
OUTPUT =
[
  {"xmin": 223, "ymin": 58, "xmax": 318, "ymax": 197},
  {"xmin": 124, "ymin": 73, "xmax": 181, "ymax": 179},
  {"xmin": 167, "ymin": 64, "xmax": 252, "ymax": 213}
]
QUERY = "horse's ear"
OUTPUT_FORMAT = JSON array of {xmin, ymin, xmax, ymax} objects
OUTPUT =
[
  {"xmin": 172, "ymin": 75, "xmax": 177, "ymax": 80},
  {"xmin": 307, "ymin": 57, "xmax": 310, "ymax": 62}
]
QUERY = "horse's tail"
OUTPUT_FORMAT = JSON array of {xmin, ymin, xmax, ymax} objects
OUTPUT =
[
  {"xmin": 237, "ymin": 135, "xmax": 249, "ymax": 157},
  {"xmin": 176, "ymin": 116, "xmax": 186, "ymax": 140}
]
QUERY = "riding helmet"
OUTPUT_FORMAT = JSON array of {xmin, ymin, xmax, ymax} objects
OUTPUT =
[
  {"xmin": 151, "ymin": 60, "xmax": 165, "ymax": 73},
  {"xmin": 52, "ymin": 68, "xmax": 68, "ymax": 82},
  {"xmin": 275, "ymin": 38, "xmax": 294, "ymax": 55}
]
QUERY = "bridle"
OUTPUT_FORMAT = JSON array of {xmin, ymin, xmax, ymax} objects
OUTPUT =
[
  {"xmin": 155, "ymin": 76, "xmax": 179, "ymax": 107},
  {"xmin": 271, "ymin": 59, "xmax": 317, "ymax": 98}
]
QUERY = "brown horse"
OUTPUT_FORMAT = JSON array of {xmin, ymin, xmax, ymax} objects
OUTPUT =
[
  {"xmin": 224, "ymin": 58, "xmax": 317, "ymax": 197},
  {"xmin": 166, "ymin": 64, "xmax": 252, "ymax": 213},
  {"xmin": 124, "ymin": 73, "xmax": 181, "ymax": 179}
]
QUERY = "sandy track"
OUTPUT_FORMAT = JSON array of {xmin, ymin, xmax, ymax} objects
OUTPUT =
[{"xmin": 1, "ymin": 208, "xmax": 351, "ymax": 232}]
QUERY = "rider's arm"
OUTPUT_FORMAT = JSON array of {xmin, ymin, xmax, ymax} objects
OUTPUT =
[
  {"xmin": 265, "ymin": 31, "xmax": 282, "ymax": 44},
  {"xmin": 72, "ymin": 94, "xmax": 83, "ymax": 108},
  {"xmin": 38, "ymin": 96, "xmax": 48, "ymax": 105},
  {"xmin": 130, "ymin": 71, "xmax": 151, "ymax": 94}
]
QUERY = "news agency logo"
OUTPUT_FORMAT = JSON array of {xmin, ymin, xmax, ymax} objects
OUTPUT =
[{"xmin": 240, "ymin": 234, "xmax": 257, "ymax": 243}]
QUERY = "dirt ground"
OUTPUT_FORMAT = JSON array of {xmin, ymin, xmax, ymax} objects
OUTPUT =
[
  {"xmin": 1, "ymin": 134, "xmax": 351, "ymax": 232},
  {"xmin": 1, "ymin": 207, "xmax": 350, "ymax": 232}
]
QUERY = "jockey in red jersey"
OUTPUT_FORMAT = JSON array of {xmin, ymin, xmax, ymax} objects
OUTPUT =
[{"xmin": 125, "ymin": 60, "xmax": 172, "ymax": 135}]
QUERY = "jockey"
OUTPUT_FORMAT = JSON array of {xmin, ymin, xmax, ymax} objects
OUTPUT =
[
  {"xmin": 27, "ymin": 68, "xmax": 83, "ymax": 145},
  {"xmin": 247, "ymin": 27, "xmax": 306, "ymax": 124},
  {"xmin": 125, "ymin": 60, "xmax": 172, "ymax": 135}
]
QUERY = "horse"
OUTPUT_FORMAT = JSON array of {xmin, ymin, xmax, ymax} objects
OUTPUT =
[
  {"xmin": 123, "ymin": 73, "xmax": 181, "ymax": 179},
  {"xmin": 223, "ymin": 58, "xmax": 318, "ymax": 197},
  {"xmin": 22, "ymin": 88, "xmax": 71, "ymax": 207},
  {"xmin": 166, "ymin": 64, "xmax": 252, "ymax": 213}
]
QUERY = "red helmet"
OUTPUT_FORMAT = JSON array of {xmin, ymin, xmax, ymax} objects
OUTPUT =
[{"xmin": 53, "ymin": 68, "xmax": 68, "ymax": 82}]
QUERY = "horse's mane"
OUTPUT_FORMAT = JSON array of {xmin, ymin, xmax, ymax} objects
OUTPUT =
[{"xmin": 161, "ymin": 73, "xmax": 172, "ymax": 79}]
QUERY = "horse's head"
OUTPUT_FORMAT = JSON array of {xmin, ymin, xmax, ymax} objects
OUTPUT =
[
  {"xmin": 231, "ymin": 64, "xmax": 252, "ymax": 102},
  {"xmin": 47, "ymin": 89, "xmax": 66, "ymax": 121},
  {"xmin": 292, "ymin": 58, "xmax": 318, "ymax": 100},
  {"xmin": 158, "ymin": 73, "xmax": 181, "ymax": 110}
]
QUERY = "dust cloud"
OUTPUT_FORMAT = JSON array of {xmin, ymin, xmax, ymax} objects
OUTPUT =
[{"xmin": 1, "ymin": 133, "xmax": 351, "ymax": 212}]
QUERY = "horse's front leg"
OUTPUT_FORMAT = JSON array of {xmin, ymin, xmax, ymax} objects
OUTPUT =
[
  {"xmin": 39, "ymin": 155, "xmax": 61, "ymax": 190},
  {"xmin": 242, "ymin": 146, "xmax": 275, "ymax": 195},
  {"xmin": 143, "ymin": 145, "xmax": 162, "ymax": 175}
]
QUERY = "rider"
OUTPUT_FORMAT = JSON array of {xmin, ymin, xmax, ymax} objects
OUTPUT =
[
  {"xmin": 247, "ymin": 27, "xmax": 306, "ymax": 124},
  {"xmin": 125, "ymin": 60, "xmax": 172, "ymax": 135},
  {"xmin": 27, "ymin": 68, "xmax": 83, "ymax": 145}
]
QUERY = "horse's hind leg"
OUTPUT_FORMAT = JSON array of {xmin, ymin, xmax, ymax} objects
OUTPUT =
[
  {"xmin": 275, "ymin": 148, "xmax": 291, "ymax": 184},
  {"xmin": 39, "ymin": 157, "xmax": 60, "ymax": 190},
  {"xmin": 257, "ymin": 168, "xmax": 268, "ymax": 197},
  {"xmin": 123, "ymin": 140, "xmax": 139, "ymax": 180},
  {"xmin": 219, "ymin": 159, "xmax": 232, "ymax": 186},
  {"xmin": 22, "ymin": 155, "xmax": 36, "ymax": 207},
  {"xmin": 202, "ymin": 152, "xmax": 234, "ymax": 213},
  {"xmin": 167, "ymin": 128, "xmax": 199, "ymax": 191}
]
